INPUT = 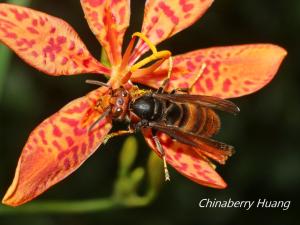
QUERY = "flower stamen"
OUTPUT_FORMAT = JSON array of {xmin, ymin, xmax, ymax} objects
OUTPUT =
[
  {"xmin": 132, "ymin": 32, "xmax": 157, "ymax": 54},
  {"xmin": 131, "ymin": 50, "xmax": 171, "ymax": 72},
  {"xmin": 130, "ymin": 32, "xmax": 171, "ymax": 72}
]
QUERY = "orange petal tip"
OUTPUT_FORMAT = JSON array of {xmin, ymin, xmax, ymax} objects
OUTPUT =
[
  {"xmin": 268, "ymin": 44, "xmax": 287, "ymax": 63},
  {"xmin": 2, "ymin": 159, "xmax": 21, "ymax": 207},
  {"xmin": 256, "ymin": 43, "xmax": 287, "ymax": 87}
]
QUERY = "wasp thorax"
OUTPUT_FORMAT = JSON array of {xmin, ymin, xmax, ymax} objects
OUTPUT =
[{"xmin": 130, "ymin": 95, "xmax": 163, "ymax": 120}]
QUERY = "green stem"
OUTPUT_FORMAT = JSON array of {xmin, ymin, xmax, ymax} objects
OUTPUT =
[
  {"xmin": 0, "ymin": 191, "xmax": 156, "ymax": 215},
  {"xmin": 0, "ymin": 198, "xmax": 118, "ymax": 214},
  {"xmin": 123, "ymin": 191, "xmax": 156, "ymax": 207},
  {"xmin": 0, "ymin": 0, "xmax": 32, "ymax": 100}
]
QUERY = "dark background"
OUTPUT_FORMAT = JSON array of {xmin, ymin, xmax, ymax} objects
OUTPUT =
[{"xmin": 0, "ymin": 0, "xmax": 299, "ymax": 224}]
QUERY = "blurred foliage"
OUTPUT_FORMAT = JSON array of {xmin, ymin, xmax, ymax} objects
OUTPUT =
[{"xmin": 0, "ymin": 0, "xmax": 299, "ymax": 224}]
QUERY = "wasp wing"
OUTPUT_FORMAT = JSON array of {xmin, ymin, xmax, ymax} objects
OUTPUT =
[
  {"xmin": 153, "ymin": 93, "xmax": 240, "ymax": 114},
  {"xmin": 148, "ymin": 122, "xmax": 234, "ymax": 165}
]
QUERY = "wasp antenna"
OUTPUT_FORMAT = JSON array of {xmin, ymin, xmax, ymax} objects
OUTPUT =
[
  {"xmin": 85, "ymin": 80, "xmax": 111, "ymax": 87},
  {"xmin": 88, "ymin": 107, "xmax": 111, "ymax": 133}
]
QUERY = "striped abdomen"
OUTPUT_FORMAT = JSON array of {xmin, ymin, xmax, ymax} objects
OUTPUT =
[{"xmin": 165, "ymin": 103, "xmax": 220, "ymax": 137}]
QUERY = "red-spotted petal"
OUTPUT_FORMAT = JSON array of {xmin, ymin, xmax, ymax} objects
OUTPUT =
[
  {"xmin": 142, "ymin": 128, "xmax": 227, "ymax": 188},
  {"xmin": 0, "ymin": 3, "xmax": 110, "ymax": 76},
  {"xmin": 130, "ymin": 0, "xmax": 213, "ymax": 63},
  {"xmin": 132, "ymin": 44, "xmax": 287, "ymax": 98},
  {"xmin": 81, "ymin": 0, "xmax": 130, "ymax": 67},
  {"xmin": 2, "ymin": 87, "xmax": 112, "ymax": 206}
]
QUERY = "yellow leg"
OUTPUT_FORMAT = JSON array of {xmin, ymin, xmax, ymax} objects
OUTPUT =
[
  {"xmin": 189, "ymin": 63, "xmax": 206, "ymax": 91},
  {"xmin": 162, "ymin": 155, "xmax": 170, "ymax": 181},
  {"xmin": 153, "ymin": 135, "xmax": 170, "ymax": 181},
  {"xmin": 172, "ymin": 63, "xmax": 206, "ymax": 94},
  {"xmin": 104, "ymin": 130, "xmax": 134, "ymax": 144},
  {"xmin": 167, "ymin": 56, "xmax": 173, "ymax": 80},
  {"xmin": 160, "ymin": 56, "xmax": 174, "ymax": 92}
]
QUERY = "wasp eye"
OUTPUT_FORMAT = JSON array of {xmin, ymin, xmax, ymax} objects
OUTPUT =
[
  {"xmin": 114, "ymin": 107, "xmax": 123, "ymax": 117},
  {"xmin": 117, "ymin": 98, "xmax": 124, "ymax": 105}
]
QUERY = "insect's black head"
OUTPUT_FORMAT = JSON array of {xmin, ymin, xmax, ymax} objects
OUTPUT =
[{"xmin": 130, "ymin": 95, "xmax": 155, "ymax": 120}]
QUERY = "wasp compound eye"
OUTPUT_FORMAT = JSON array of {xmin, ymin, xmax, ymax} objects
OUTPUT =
[
  {"xmin": 113, "ymin": 107, "xmax": 123, "ymax": 118},
  {"xmin": 117, "ymin": 98, "xmax": 124, "ymax": 106}
]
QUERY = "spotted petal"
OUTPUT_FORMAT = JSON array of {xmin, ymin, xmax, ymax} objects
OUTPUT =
[
  {"xmin": 2, "ymin": 87, "xmax": 112, "ymax": 206},
  {"xmin": 132, "ymin": 44, "xmax": 287, "ymax": 98},
  {"xmin": 81, "ymin": 0, "xmax": 130, "ymax": 67},
  {"xmin": 130, "ymin": 0, "xmax": 213, "ymax": 63},
  {"xmin": 142, "ymin": 128, "xmax": 227, "ymax": 188},
  {"xmin": 0, "ymin": 3, "xmax": 110, "ymax": 76}
]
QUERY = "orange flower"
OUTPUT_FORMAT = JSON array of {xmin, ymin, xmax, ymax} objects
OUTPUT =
[{"xmin": 0, "ymin": 0, "xmax": 286, "ymax": 206}]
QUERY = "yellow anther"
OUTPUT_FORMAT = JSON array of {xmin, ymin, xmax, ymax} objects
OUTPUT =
[
  {"xmin": 132, "ymin": 32, "xmax": 157, "ymax": 54},
  {"xmin": 131, "ymin": 50, "xmax": 171, "ymax": 72}
]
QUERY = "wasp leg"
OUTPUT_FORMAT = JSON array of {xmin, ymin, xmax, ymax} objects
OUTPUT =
[
  {"xmin": 157, "ymin": 57, "xmax": 173, "ymax": 94},
  {"xmin": 133, "ymin": 120, "xmax": 170, "ymax": 181},
  {"xmin": 171, "ymin": 88, "xmax": 189, "ymax": 94},
  {"xmin": 152, "ymin": 134, "xmax": 170, "ymax": 182},
  {"xmin": 168, "ymin": 63, "xmax": 207, "ymax": 94},
  {"xmin": 104, "ymin": 127, "xmax": 135, "ymax": 144},
  {"xmin": 187, "ymin": 63, "xmax": 206, "ymax": 93}
]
